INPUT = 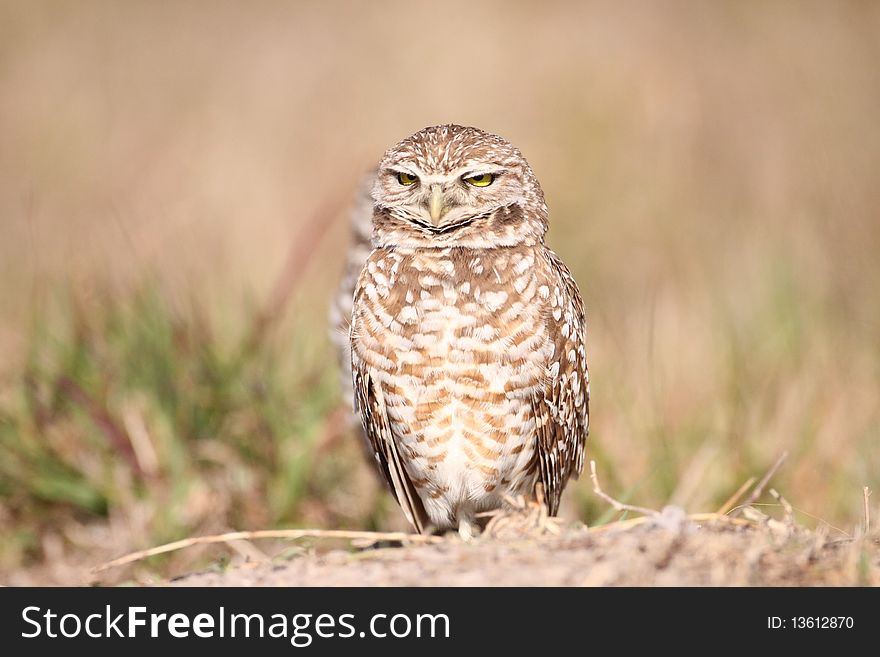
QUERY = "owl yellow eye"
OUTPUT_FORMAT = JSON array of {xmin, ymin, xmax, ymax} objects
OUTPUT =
[
  {"xmin": 463, "ymin": 173, "xmax": 495, "ymax": 187},
  {"xmin": 397, "ymin": 172, "xmax": 419, "ymax": 186}
]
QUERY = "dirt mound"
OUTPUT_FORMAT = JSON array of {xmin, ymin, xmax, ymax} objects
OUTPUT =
[{"xmin": 168, "ymin": 513, "xmax": 879, "ymax": 587}]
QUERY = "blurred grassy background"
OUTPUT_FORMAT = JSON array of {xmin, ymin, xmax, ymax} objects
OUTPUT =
[{"xmin": 1, "ymin": 0, "xmax": 878, "ymax": 584}]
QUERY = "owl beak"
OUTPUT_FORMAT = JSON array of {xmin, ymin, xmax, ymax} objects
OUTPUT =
[{"xmin": 429, "ymin": 185, "xmax": 445, "ymax": 226}]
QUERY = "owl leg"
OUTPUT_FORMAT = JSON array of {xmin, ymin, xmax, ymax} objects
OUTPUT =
[{"xmin": 458, "ymin": 516, "xmax": 480, "ymax": 541}]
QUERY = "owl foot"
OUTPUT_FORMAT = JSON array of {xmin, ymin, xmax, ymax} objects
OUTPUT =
[
  {"xmin": 457, "ymin": 518, "xmax": 480, "ymax": 542},
  {"xmin": 479, "ymin": 484, "xmax": 564, "ymax": 540}
]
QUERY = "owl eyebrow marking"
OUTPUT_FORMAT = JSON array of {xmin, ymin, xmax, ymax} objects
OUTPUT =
[
  {"xmin": 460, "ymin": 166, "xmax": 507, "ymax": 179},
  {"xmin": 387, "ymin": 165, "xmax": 421, "ymax": 178}
]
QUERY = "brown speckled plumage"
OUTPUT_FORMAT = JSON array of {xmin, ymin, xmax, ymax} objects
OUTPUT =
[{"xmin": 349, "ymin": 125, "xmax": 589, "ymax": 535}]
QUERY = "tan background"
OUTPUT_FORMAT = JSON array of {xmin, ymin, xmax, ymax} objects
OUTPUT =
[{"xmin": 1, "ymin": 1, "xmax": 878, "ymax": 582}]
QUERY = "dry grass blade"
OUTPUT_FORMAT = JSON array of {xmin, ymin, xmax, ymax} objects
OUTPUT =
[
  {"xmin": 92, "ymin": 529, "xmax": 443, "ymax": 574},
  {"xmin": 716, "ymin": 476, "xmax": 756, "ymax": 515},
  {"xmin": 589, "ymin": 460, "xmax": 658, "ymax": 517},
  {"xmin": 226, "ymin": 539, "xmax": 270, "ymax": 564},
  {"xmin": 769, "ymin": 488, "xmax": 795, "ymax": 529},
  {"xmin": 586, "ymin": 511, "xmax": 754, "ymax": 535},
  {"xmin": 731, "ymin": 451, "xmax": 788, "ymax": 517},
  {"xmin": 865, "ymin": 487, "xmax": 872, "ymax": 535}
]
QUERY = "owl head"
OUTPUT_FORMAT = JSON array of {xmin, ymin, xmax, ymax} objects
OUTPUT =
[{"xmin": 371, "ymin": 125, "xmax": 548, "ymax": 249}]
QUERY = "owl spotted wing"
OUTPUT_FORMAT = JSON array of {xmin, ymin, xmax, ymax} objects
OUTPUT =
[
  {"xmin": 532, "ymin": 253, "xmax": 590, "ymax": 516},
  {"xmin": 353, "ymin": 367, "xmax": 428, "ymax": 534}
]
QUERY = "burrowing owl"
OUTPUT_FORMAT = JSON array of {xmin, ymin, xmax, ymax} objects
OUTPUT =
[{"xmin": 350, "ymin": 125, "xmax": 589, "ymax": 536}]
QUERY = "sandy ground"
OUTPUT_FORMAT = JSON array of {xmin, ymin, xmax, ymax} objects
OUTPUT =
[{"xmin": 167, "ymin": 510, "xmax": 879, "ymax": 587}]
